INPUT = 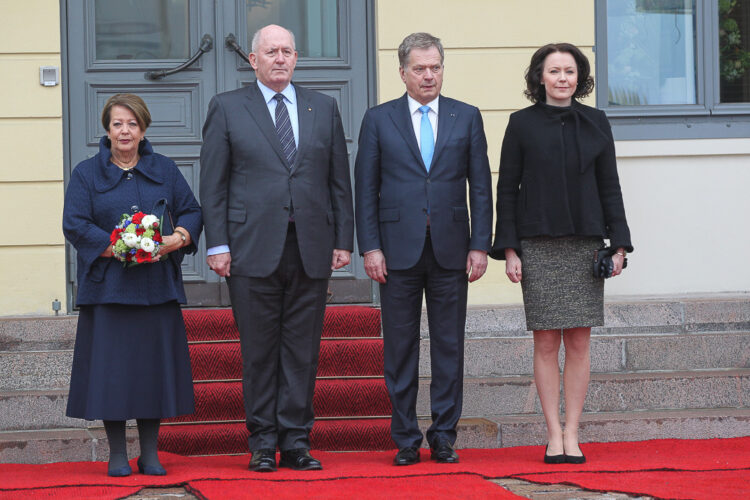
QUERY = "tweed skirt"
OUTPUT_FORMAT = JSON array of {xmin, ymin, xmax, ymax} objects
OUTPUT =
[{"xmin": 519, "ymin": 236, "xmax": 604, "ymax": 331}]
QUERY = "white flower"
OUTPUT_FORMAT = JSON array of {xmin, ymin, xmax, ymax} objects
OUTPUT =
[
  {"xmin": 141, "ymin": 214, "xmax": 159, "ymax": 228},
  {"xmin": 122, "ymin": 232, "xmax": 140, "ymax": 248},
  {"xmin": 140, "ymin": 237, "xmax": 155, "ymax": 253}
]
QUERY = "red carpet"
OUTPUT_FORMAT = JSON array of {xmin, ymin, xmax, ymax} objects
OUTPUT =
[
  {"xmin": 2, "ymin": 438, "xmax": 749, "ymax": 499},
  {"xmin": 163, "ymin": 306, "xmax": 393, "ymax": 454}
]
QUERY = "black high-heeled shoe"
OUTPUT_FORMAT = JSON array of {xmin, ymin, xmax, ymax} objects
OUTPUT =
[
  {"xmin": 543, "ymin": 444, "xmax": 566, "ymax": 464},
  {"xmin": 565, "ymin": 451, "xmax": 586, "ymax": 464}
]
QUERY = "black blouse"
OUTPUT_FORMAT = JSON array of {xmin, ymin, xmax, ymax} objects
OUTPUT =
[{"xmin": 490, "ymin": 101, "xmax": 633, "ymax": 259}]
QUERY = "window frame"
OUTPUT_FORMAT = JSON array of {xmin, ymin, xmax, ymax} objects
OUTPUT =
[{"xmin": 595, "ymin": 0, "xmax": 750, "ymax": 140}]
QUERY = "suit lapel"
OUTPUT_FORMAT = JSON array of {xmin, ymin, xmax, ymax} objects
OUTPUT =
[
  {"xmin": 243, "ymin": 83, "xmax": 289, "ymax": 168},
  {"xmin": 431, "ymin": 96, "xmax": 456, "ymax": 169},
  {"xmin": 388, "ymin": 94, "xmax": 425, "ymax": 171},
  {"xmin": 294, "ymin": 85, "xmax": 314, "ymax": 173}
]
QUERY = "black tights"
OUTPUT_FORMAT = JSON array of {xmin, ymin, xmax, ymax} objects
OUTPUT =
[{"xmin": 103, "ymin": 418, "xmax": 162, "ymax": 470}]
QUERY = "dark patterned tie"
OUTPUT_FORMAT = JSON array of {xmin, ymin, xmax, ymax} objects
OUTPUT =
[{"xmin": 274, "ymin": 93, "xmax": 296, "ymax": 167}]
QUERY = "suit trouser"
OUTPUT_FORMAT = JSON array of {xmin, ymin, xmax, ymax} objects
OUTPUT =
[
  {"xmin": 226, "ymin": 224, "xmax": 329, "ymax": 452},
  {"xmin": 380, "ymin": 233, "xmax": 468, "ymax": 449}
]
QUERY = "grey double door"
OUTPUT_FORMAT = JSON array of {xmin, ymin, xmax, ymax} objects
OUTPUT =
[{"xmin": 63, "ymin": 0, "xmax": 373, "ymax": 306}]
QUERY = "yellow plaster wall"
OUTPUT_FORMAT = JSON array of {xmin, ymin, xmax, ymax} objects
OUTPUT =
[
  {"xmin": 0, "ymin": 4, "xmax": 66, "ymax": 315},
  {"xmin": 374, "ymin": 0, "xmax": 596, "ymax": 305}
]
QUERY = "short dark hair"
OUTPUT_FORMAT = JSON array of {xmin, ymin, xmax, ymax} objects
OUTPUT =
[
  {"xmin": 101, "ymin": 93, "xmax": 152, "ymax": 132},
  {"xmin": 524, "ymin": 43, "xmax": 594, "ymax": 103},
  {"xmin": 398, "ymin": 32, "xmax": 444, "ymax": 69}
]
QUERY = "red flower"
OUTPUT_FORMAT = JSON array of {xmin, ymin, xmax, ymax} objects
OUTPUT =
[
  {"xmin": 135, "ymin": 227, "xmax": 145, "ymax": 236},
  {"xmin": 153, "ymin": 230, "xmax": 162, "ymax": 243},
  {"xmin": 153, "ymin": 221, "xmax": 159, "ymax": 228},
  {"xmin": 135, "ymin": 249, "xmax": 151, "ymax": 263},
  {"xmin": 131, "ymin": 212, "xmax": 145, "ymax": 225},
  {"xmin": 110, "ymin": 227, "xmax": 123, "ymax": 245}
]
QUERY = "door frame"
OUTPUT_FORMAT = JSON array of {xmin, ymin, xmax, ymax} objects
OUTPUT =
[{"xmin": 59, "ymin": 0, "xmax": 379, "ymax": 310}]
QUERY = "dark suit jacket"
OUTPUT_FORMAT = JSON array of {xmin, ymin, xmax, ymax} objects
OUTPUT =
[
  {"xmin": 355, "ymin": 94, "xmax": 492, "ymax": 270},
  {"xmin": 490, "ymin": 101, "xmax": 633, "ymax": 259},
  {"xmin": 200, "ymin": 83, "xmax": 354, "ymax": 279}
]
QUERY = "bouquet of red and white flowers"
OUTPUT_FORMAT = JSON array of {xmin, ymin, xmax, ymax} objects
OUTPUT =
[{"xmin": 110, "ymin": 211, "xmax": 163, "ymax": 266}]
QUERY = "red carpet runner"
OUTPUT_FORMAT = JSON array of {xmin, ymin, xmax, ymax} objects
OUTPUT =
[
  {"xmin": 159, "ymin": 306, "xmax": 395, "ymax": 454},
  {"xmin": 1, "ymin": 438, "xmax": 749, "ymax": 499}
]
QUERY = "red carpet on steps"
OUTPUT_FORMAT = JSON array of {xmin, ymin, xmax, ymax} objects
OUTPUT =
[
  {"xmin": 1, "ymin": 438, "xmax": 749, "ymax": 500},
  {"xmin": 162, "ymin": 306, "xmax": 393, "ymax": 455}
]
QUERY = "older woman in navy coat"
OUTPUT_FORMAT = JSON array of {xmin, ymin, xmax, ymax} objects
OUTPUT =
[{"xmin": 63, "ymin": 94, "xmax": 202, "ymax": 477}]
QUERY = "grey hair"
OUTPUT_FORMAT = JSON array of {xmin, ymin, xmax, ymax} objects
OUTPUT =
[
  {"xmin": 251, "ymin": 25, "xmax": 297, "ymax": 53},
  {"xmin": 398, "ymin": 32, "xmax": 444, "ymax": 69}
]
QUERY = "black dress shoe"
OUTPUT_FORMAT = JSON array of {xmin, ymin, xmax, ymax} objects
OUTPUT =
[
  {"xmin": 393, "ymin": 447, "xmax": 420, "ymax": 466},
  {"xmin": 249, "ymin": 448, "xmax": 277, "ymax": 472},
  {"xmin": 430, "ymin": 441, "xmax": 459, "ymax": 463},
  {"xmin": 543, "ymin": 445, "xmax": 566, "ymax": 464},
  {"xmin": 279, "ymin": 448, "xmax": 322, "ymax": 471}
]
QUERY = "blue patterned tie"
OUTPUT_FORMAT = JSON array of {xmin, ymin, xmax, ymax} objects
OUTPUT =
[
  {"xmin": 274, "ymin": 93, "xmax": 296, "ymax": 167},
  {"xmin": 419, "ymin": 105, "xmax": 434, "ymax": 171}
]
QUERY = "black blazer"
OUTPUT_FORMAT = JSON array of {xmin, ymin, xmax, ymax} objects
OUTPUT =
[
  {"xmin": 199, "ymin": 83, "xmax": 354, "ymax": 278},
  {"xmin": 355, "ymin": 94, "xmax": 493, "ymax": 270},
  {"xmin": 491, "ymin": 101, "xmax": 633, "ymax": 259}
]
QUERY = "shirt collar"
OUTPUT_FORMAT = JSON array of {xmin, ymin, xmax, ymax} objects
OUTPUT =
[
  {"xmin": 407, "ymin": 94, "xmax": 439, "ymax": 116},
  {"xmin": 257, "ymin": 80, "xmax": 297, "ymax": 106}
]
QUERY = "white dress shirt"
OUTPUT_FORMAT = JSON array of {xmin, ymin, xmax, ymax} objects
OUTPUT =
[{"xmin": 407, "ymin": 94, "xmax": 439, "ymax": 149}]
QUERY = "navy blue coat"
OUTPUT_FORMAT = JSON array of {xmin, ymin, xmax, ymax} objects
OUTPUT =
[{"xmin": 63, "ymin": 137, "xmax": 202, "ymax": 306}]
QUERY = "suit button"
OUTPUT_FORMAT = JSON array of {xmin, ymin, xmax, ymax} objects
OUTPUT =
[
  {"xmin": 131, "ymin": 205, "xmax": 139, "ymax": 213},
  {"xmin": 422, "ymin": 208, "xmax": 427, "ymax": 213},
  {"xmin": 426, "ymin": 179, "xmax": 431, "ymax": 184},
  {"xmin": 283, "ymin": 206, "xmax": 289, "ymax": 211},
  {"xmin": 126, "ymin": 173, "xmax": 133, "ymax": 180}
]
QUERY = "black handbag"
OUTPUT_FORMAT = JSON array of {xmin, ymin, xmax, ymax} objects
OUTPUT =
[
  {"xmin": 593, "ymin": 245, "xmax": 627, "ymax": 279},
  {"xmin": 151, "ymin": 198, "xmax": 185, "ymax": 270}
]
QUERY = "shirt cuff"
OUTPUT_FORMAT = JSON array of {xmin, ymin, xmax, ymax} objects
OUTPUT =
[{"xmin": 207, "ymin": 245, "xmax": 230, "ymax": 256}]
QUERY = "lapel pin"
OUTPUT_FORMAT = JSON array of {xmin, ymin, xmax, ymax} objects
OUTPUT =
[
  {"xmin": 450, "ymin": 113, "xmax": 456, "ymax": 117},
  {"xmin": 308, "ymin": 107, "xmax": 312, "ymax": 112}
]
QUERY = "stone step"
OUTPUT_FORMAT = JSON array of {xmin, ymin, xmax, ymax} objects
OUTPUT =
[
  {"xmin": 449, "ymin": 408, "xmax": 750, "ymax": 449},
  {"xmin": 4, "ymin": 369, "xmax": 748, "ymax": 431},
  {"xmin": 422, "ymin": 331, "xmax": 750, "ymax": 377},
  {"xmin": 1, "ymin": 295, "xmax": 748, "ymax": 353},
  {"xmin": 417, "ymin": 369, "xmax": 750, "ymax": 416},
  {"xmin": 2, "ymin": 408, "xmax": 748, "ymax": 464},
  {"xmin": 3, "ymin": 330, "xmax": 747, "ymax": 391},
  {"xmin": 455, "ymin": 294, "xmax": 750, "ymax": 338}
]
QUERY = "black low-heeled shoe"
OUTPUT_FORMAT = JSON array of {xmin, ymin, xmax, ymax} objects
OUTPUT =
[{"xmin": 543, "ymin": 445, "xmax": 566, "ymax": 464}]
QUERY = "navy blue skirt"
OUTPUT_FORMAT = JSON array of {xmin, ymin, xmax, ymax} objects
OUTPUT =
[{"xmin": 66, "ymin": 301, "xmax": 195, "ymax": 420}]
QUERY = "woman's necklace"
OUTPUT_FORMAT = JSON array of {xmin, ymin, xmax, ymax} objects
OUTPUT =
[{"xmin": 111, "ymin": 154, "xmax": 139, "ymax": 170}]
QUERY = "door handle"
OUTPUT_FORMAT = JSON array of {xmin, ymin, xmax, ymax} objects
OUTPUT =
[
  {"xmin": 225, "ymin": 33, "xmax": 249, "ymax": 62},
  {"xmin": 144, "ymin": 34, "xmax": 213, "ymax": 80}
]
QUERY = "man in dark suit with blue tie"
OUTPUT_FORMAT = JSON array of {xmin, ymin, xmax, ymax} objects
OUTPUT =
[
  {"xmin": 355, "ymin": 32, "xmax": 493, "ymax": 466},
  {"xmin": 200, "ymin": 25, "xmax": 353, "ymax": 472}
]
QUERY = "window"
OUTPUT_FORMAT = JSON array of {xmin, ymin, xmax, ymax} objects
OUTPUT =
[{"xmin": 596, "ymin": 0, "xmax": 750, "ymax": 139}]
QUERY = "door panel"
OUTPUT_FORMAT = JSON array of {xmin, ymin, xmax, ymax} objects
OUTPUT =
[{"xmin": 64, "ymin": 0, "xmax": 373, "ymax": 306}]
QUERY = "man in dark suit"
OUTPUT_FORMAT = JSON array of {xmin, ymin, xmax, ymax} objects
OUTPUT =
[
  {"xmin": 200, "ymin": 24, "xmax": 353, "ymax": 472},
  {"xmin": 355, "ymin": 32, "xmax": 492, "ymax": 466}
]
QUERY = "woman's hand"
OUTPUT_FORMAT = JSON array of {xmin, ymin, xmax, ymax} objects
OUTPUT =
[
  {"xmin": 611, "ymin": 247, "xmax": 626, "ymax": 277},
  {"xmin": 505, "ymin": 248, "xmax": 522, "ymax": 283}
]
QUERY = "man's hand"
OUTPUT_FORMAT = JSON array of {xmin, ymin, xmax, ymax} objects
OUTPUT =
[
  {"xmin": 331, "ymin": 249, "xmax": 351, "ymax": 270},
  {"xmin": 207, "ymin": 252, "xmax": 231, "ymax": 277},
  {"xmin": 466, "ymin": 250, "xmax": 488, "ymax": 282},
  {"xmin": 364, "ymin": 250, "xmax": 388, "ymax": 284}
]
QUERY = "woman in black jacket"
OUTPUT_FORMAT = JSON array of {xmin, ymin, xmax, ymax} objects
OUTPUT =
[{"xmin": 491, "ymin": 43, "xmax": 633, "ymax": 464}]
